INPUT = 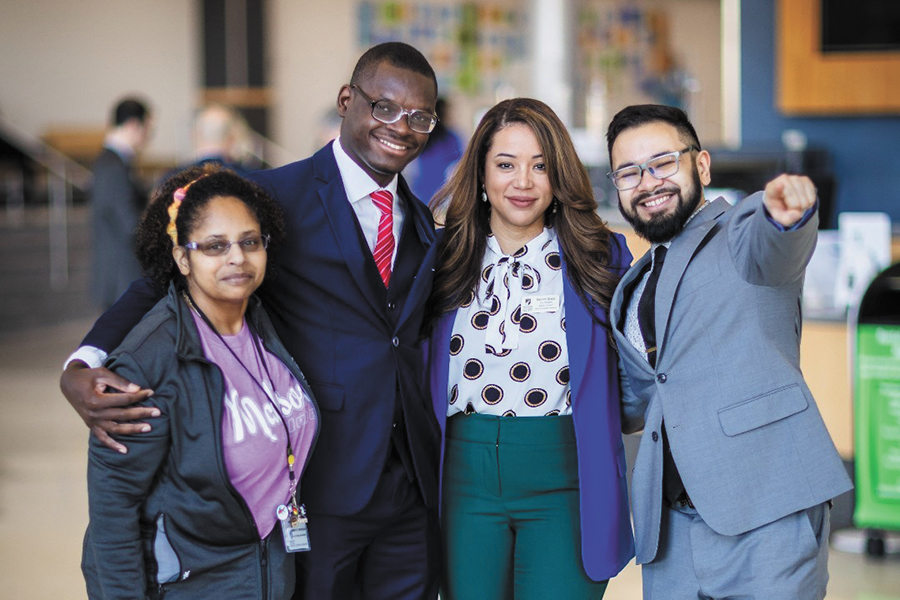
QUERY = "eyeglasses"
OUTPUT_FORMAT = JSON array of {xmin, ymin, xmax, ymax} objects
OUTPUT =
[
  {"xmin": 607, "ymin": 146, "xmax": 698, "ymax": 191},
  {"xmin": 350, "ymin": 85, "xmax": 438, "ymax": 134},
  {"xmin": 183, "ymin": 234, "xmax": 270, "ymax": 257}
]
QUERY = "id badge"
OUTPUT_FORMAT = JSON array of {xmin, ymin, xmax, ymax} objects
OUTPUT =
[
  {"xmin": 522, "ymin": 294, "xmax": 560, "ymax": 313},
  {"xmin": 277, "ymin": 503, "xmax": 311, "ymax": 553}
]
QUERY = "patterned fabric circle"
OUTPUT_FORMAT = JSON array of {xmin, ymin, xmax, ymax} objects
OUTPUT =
[
  {"xmin": 488, "ymin": 295, "xmax": 501, "ymax": 315},
  {"xmin": 522, "ymin": 272, "xmax": 535, "ymax": 290},
  {"xmin": 545, "ymin": 252, "xmax": 561, "ymax": 270},
  {"xmin": 449, "ymin": 384, "xmax": 459, "ymax": 404},
  {"xmin": 545, "ymin": 409, "xmax": 561, "ymax": 416},
  {"xmin": 525, "ymin": 388, "xmax": 548, "ymax": 407},
  {"xmin": 510, "ymin": 362, "xmax": 531, "ymax": 382},
  {"xmin": 503, "ymin": 409, "xmax": 517, "ymax": 417},
  {"xmin": 539, "ymin": 340, "xmax": 562, "ymax": 362},
  {"xmin": 482, "ymin": 384, "xmax": 503, "ymax": 405},
  {"xmin": 519, "ymin": 314, "xmax": 537, "ymax": 333},
  {"xmin": 461, "ymin": 290, "xmax": 475, "ymax": 308},
  {"xmin": 482, "ymin": 263, "xmax": 494, "ymax": 283},
  {"xmin": 510, "ymin": 305, "xmax": 522, "ymax": 325},
  {"xmin": 561, "ymin": 317, "xmax": 566, "ymax": 332},
  {"xmin": 450, "ymin": 334, "xmax": 464, "ymax": 356},
  {"xmin": 556, "ymin": 366, "xmax": 569, "ymax": 385},
  {"xmin": 464, "ymin": 358, "xmax": 484, "ymax": 380},
  {"xmin": 472, "ymin": 311, "xmax": 489, "ymax": 330}
]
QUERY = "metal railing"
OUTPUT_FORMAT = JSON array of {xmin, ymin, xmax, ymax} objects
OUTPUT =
[
  {"xmin": 0, "ymin": 116, "xmax": 92, "ymax": 290},
  {"xmin": 0, "ymin": 115, "xmax": 299, "ymax": 291}
]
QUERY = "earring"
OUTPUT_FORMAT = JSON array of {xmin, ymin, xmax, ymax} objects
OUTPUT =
[
  {"xmin": 481, "ymin": 186, "xmax": 488, "ymax": 203},
  {"xmin": 552, "ymin": 199, "xmax": 558, "ymax": 214}
]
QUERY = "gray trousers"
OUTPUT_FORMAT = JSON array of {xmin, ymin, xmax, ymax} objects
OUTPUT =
[{"xmin": 643, "ymin": 502, "xmax": 830, "ymax": 600}]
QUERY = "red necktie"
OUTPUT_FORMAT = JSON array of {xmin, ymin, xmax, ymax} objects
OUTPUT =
[{"xmin": 370, "ymin": 190, "xmax": 394, "ymax": 287}]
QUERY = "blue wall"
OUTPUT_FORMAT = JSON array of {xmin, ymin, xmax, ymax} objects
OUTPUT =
[{"xmin": 741, "ymin": 0, "xmax": 900, "ymax": 228}]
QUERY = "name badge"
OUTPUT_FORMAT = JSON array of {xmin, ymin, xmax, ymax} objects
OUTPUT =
[
  {"xmin": 522, "ymin": 294, "xmax": 560, "ymax": 313},
  {"xmin": 277, "ymin": 503, "xmax": 311, "ymax": 553}
]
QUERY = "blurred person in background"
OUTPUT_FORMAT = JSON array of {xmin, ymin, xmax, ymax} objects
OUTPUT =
[
  {"xmin": 162, "ymin": 104, "xmax": 255, "ymax": 183},
  {"xmin": 405, "ymin": 97, "xmax": 463, "ymax": 204},
  {"xmin": 91, "ymin": 97, "xmax": 152, "ymax": 308}
]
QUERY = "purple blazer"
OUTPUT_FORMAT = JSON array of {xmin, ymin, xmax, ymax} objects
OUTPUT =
[{"xmin": 424, "ymin": 232, "xmax": 635, "ymax": 581}]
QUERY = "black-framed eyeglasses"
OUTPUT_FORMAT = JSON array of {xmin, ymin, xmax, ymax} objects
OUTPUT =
[
  {"xmin": 183, "ymin": 234, "xmax": 270, "ymax": 257},
  {"xmin": 607, "ymin": 146, "xmax": 698, "ymax": 191},
  {"xmin": 350, "ymin": 84, "xmax": 438, "ymax": 134}
]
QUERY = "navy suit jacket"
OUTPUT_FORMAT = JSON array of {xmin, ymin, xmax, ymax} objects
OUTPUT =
[
  {"xmin": 83, "ymin": 143, "xmax": 442, "ymax": 516},
  {"xmin": 423, "ymin": 231, "xmax": 635, "ymax": 581}
]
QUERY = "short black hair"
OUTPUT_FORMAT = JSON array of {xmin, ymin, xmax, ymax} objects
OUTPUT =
[
  {"xmin": 350, "ymin": 42, "xmax": 437, "ymax": 96},
  {"xmin": 606, "ymin": 104, "xmax": 701, "ymax": 161},
  {"xmin": 113, "ymin": 98, "xmax": 149, "ymax": 127},
  {"xmin": 134, "ymin": 165, "xmax": 285, "ymax": 291}
]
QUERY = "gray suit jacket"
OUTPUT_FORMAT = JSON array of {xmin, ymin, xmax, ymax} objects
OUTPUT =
[{"xmin": 611, "ymin": 192, "xmax": 852, "ymax": 564}]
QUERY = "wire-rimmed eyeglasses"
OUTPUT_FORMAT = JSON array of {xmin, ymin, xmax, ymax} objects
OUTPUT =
[
  {"xmin": 607, "ymin": 146, "xmax": 698, "ymax": 191},
  {"xmin": 351, "ymin": 84, "xmax": 438, "ymax": 134},
  {"xmin": 183, "ymin": 234, "xmax": 270, "ymax": 257}
]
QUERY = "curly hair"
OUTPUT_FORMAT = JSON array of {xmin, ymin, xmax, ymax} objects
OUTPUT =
[
  {"xmin": 423, "ymin": 98, "xmax": 621, "ymax": 335},
  {"xmin": 134, "ymin": 164, "xmax": 286, "ymax": 292}
]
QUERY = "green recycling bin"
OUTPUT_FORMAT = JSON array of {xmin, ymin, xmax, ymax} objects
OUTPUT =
[{"xmin": 854, "ymin": 262, "xmax": 900, "ymax": 540}]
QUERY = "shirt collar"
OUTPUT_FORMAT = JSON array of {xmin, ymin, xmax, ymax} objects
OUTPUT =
[
  {"xmin": 486, "ymin": 227, "xmax": 555, "ymax": 262},
  {"xmin": 332, "ymin": 136, "xmax": 399, "ymax": 203},
  {"xmin": 103, "ymin": 135, "xmax": 135, "ymax": 162}
]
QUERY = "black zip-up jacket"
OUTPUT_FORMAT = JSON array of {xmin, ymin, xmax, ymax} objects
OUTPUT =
[{"xmin": 82, "ymin": 283, "xmax": 319, "ymax": 600}]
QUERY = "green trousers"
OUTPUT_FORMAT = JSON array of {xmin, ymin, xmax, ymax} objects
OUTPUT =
[{"xmin": 441, "ymin": 413, "xmax": 609, "ymax": 600}]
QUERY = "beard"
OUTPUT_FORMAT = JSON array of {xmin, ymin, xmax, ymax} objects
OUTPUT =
[{"xmin": 618, "ymin": 163, "xmax": 704, "ymax": 244}]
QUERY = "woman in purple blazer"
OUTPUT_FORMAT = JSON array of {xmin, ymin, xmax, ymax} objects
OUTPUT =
[{"xmin": 421, "ymin": 98, "xmax": 634, "ymax": 600}]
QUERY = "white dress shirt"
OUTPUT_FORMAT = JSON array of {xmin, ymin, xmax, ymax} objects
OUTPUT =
[{"xmin": 332, "ymin": 136, "xmax": 404, "ymax": 265}]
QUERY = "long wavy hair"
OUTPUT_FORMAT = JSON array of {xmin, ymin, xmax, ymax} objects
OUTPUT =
[{"xmin": 423, "ymin": 97, "xmax": 621, "ymax": 335}]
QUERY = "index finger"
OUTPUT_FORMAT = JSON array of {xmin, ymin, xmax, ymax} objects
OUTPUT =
[
  {"xmin": 765, "ymin": 176, "xmax": 787, "ymax": 201},
  {"xmin": 93, "ymin": 370, "xmax": 148, "ymax": 395},
  {"xmin": 89, "ymin": 387, "xmax": 155, "ymax": 411}
]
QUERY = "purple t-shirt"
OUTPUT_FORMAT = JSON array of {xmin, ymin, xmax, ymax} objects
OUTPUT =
[{"xmin": 192, "ymin": 311, "xmax": 317, "ymax": 538}]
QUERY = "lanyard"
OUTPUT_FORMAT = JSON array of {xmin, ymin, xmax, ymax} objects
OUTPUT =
[{"xmin": 183, "ymin": 292, "xmax": 299, "ymax": 505}]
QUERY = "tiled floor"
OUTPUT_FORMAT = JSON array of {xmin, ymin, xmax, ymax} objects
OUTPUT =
[{"xmin": 1, "ymin": 318, "xmax": 899, "ymax": 599}]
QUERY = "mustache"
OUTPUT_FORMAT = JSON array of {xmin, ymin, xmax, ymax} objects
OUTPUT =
[{"xmin": 631, "ymin": 185, "xmax": 681, "ymax": 206}]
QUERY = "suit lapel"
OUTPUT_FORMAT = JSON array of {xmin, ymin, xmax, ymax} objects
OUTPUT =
[
  {"xmin": 395, "ymin": 179, "xmax": 436, "ymax": 328},
  {"xmin": 313, "ymin": 149, "xmax": 386, "ymax": 319},
  {"xmin": 655, "ymin": 200, "xmax": 729, "ymax": 362},
  {"xmin": 612, "ymin": 252, "xmax": 655, "ymax": 376},
  {"xmin": 562, "ymin": 254, "xmax": 592, "ymax": 409}
]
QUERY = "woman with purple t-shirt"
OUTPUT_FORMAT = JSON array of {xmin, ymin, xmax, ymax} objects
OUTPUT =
[{"xmin": 82, "ymin": 165, "xmax": 319, "ymax": 600}]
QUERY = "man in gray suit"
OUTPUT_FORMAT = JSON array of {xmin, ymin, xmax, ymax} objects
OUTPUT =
[{"xmin": 607, "ymin": 104, "xmax": 852, "ymax": 599}]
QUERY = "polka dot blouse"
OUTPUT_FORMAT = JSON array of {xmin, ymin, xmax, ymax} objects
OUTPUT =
[{"xmin": 447, "ymin": 228, "xmax": 571, "ymax": 418}]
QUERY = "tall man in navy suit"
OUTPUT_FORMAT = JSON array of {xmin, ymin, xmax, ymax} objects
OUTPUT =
[{"xmin": 61, "ymin": 42, "xmax": 442, "ymax": 600}]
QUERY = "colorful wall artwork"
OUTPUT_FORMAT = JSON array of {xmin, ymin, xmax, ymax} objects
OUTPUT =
[{"xmin": 357, "ymin": 1, "xmax": 528, "ymax": 95}]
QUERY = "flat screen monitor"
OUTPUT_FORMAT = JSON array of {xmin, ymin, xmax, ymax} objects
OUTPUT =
[{"xmin": 821, "ymin": 0, "xmax": 900, "ymax": 53}]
